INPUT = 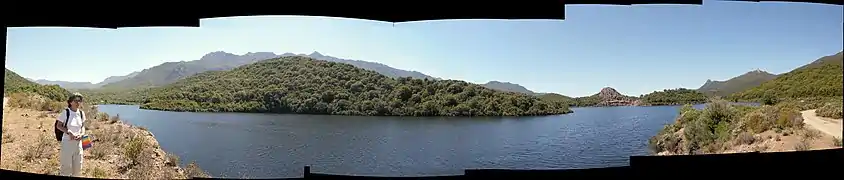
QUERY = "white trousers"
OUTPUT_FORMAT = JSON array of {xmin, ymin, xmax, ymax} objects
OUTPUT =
[{"xmin": 59, "ymin": 137, "xmax": 83, "ymax": 177}]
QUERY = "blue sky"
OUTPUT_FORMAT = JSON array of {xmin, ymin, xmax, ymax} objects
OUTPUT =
[{"xmin": 5, "ymin": 1, "xmax": 842, "ymax": 97}]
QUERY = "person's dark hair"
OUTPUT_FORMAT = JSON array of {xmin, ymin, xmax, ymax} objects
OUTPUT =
[{"xmin": 66, "ymin": 93, "xmax": 84, "ymax": 108}]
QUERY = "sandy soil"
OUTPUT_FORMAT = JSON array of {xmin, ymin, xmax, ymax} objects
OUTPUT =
[
  {"xmin": 722, "ymin": 128, "xmax": 838, "ymax": 154},
  {"xmin": 801, "ymin": 109, "xmax": 842, "ymax": 139},
  {"xmin": 2, "ymin": 100, "xmax": 186, "ymax": 179}
]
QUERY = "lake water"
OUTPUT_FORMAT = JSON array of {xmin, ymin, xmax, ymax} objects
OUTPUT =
[{"xmin": 96, "ymin": 104, "xmax": 709, "ymax": 178}]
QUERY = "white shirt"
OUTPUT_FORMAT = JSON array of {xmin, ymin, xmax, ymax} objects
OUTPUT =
[{"xmin": 56, "ymin": 108, "xmax": 85, "ymax": 141}]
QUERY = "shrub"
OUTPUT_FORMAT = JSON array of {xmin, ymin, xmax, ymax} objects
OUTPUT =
[
  {"xmin": 774, "ymin": 104, "xmax": 803, "ymax": 129},
  {"xmin": 702, "ymin": 99, "xmax": 735, "ymax": 125},
  {"xmin": 1, "ymin": 127, "xmax": 13, "ymax": 144},
  {"xmin": 89, "ymin": 145, "xmax": 109, "ymax": 160},
  {"xmin": 123, "ymin": 136, "xmax": 146, "ymax": 166},
  {"xmin": 166, "ymin": 152, "xmax": 180, "ymax": 167},
  {"xmin": 9, "ymin": 93, "xmax": 38, "ymax": 109},
  {"xmin": 86, "ymin": 167, "xmax": 108, "ymax": 178},
  {"xmin": 742, "ymin": 110, "xmax": 772, "ymax": 133},
  {"xmin": 684, "ymin": 116, "xmax": 716, "ymax": 154},
  {"xmin": 648, "ymin": 125, "xmax": 681, "ymax": 154},
  {"xmin": 794, "ymin": 138, "xmax": 811, "ymax": 151},
  {"xmin": 22, "ymin": 135, "xmax": 54, "ymax": 162},
  {"xmin": 833, "ymin": 137, "xmax": 842, "ymax": 147},
  {"xmin": 802, "ymin": 129, "xmax": 821, "ymax": 140},
  {"xmin": 816, "ymin": 101, "xmax": 843, "ymax": 119},
  {"xmin": 676, "ymin": 106, "xmax": 701, "ymax": 126},
  {"xmin": 761, "ymin": 94, "xmax": 778, "ymax": 105},
  {"xmin": 96, "ymin": 112, "xmax": 110, "ymax": 121},
  {"xmin": 185, "ymin": 161, "xmax": 211, "ymax": 178},
  {"xmin": 735, "ymin": 132, "xmax": 756, "ymax": 145},
  {"xmin": 109, "ymin": 114, "xmax": 121, "ymax": 124}
]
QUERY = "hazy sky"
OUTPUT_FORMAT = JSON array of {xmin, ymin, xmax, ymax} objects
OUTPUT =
[{"xmin": 5, "ymin": 1, "xmax": 842, "ymax": 97}]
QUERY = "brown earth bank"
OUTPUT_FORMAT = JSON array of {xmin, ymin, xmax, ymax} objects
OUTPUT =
[
  {"xmin": 1, "ymin": 94, "xmax": 211, "ymax": 179},
  {"xmin": 650, "ymin": 99, "xmax": 843, "ymax": 156}
]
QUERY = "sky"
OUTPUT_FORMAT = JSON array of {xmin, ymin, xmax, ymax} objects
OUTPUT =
[{"xmin": 5, "ymin": 1, "xmax": 843, "ymax": 97}]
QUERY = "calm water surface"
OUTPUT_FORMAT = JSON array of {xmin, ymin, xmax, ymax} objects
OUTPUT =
[{"xmin": 97, "ymin": 104, "xmax": 712, "ymax": 178}]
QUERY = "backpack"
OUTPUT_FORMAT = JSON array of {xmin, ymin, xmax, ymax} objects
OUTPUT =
[{"xmin": 54, "ymin": 108, "xmax": 85, "ymax": 142}]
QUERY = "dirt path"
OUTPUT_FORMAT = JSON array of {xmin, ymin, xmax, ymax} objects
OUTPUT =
[{"xmin": 801, "ymin": 109, "xmax": 842, "ymax": 139}]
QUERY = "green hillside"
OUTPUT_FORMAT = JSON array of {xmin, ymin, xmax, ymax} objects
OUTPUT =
[
  {"xmin": 4, "ymin": 68, "xmax": 70, "ymax": 101},
  {"xmin": 697, "ymin": 70, "xmax": 779, "ymax": 97},
  {"xmin": 538, "ymin": 93, "xmax": 574, "ymax": 103},
  {"xmin": 639, "ymin": 88, "xmax": 708, "ymax": 106},
  {"xmin": 730, "ymin": 52, "xmax": 843, "ymax": 101},
  {"xmin": 140, "ymin": 56, "xmax": 573, "ymax": 116}
]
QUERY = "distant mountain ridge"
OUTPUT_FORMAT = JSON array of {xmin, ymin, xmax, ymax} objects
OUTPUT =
[
  {"xmin": 33, "ymin": 71, "xmax": 140, "ymax": 89},
  {"xmin": 696, "ymin": 69, "xmax": 779, "ymax": 97},
  {"xmin": 731, "ymin": 51, "xmax": 843, "ymax": 100},
  {"xmin": 99, "ymin": 51, "xmax": 439, "ymax": 89},
  {"xmin": 480, "ymin": 81, "xmax": 536, "ymax": 94}
]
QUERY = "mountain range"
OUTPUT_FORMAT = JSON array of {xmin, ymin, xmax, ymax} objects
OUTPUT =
[
  {"xmin": 88, "ymin": 51, "xmax": 438, "ymax": 89},
  {"xmin": 31, "ymin": 71, "xmax": 140, "ymax": 89},
  {"xmin": 479, "ymin": 81, "xmax": 536, "ymax": 95},
  {"xmin": 35, "ymin": 51, "xmax": 541, "ymax": 95},
  {"xmin": 28, "ymin": 50, "xmax": 843, "ymax": 104},
  {"xmin": 696, "ymin": 70, "xmax": 779, "ymax": 97},
  {"xmin": 730, "ymin": 51, "xmax": 843, "ymax": 100},
  {"xmin": 696, "ymin": 51, "xmax": 843, "ymax": 98}
]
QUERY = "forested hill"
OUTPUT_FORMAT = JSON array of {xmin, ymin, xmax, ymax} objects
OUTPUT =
[
  {"xmin": 4, "ymin": 68, "xmax": 70, "ymax": 101},
  {"xmin": 639, "ymin": 88, "xmax": 708, "ymax": 106},
  {"xmin": 101, "ymin": 51, "xmax": 437, "ymax": 89},
  {"xmin": 140, "ymin": 56, "xmax": 573, "ymax": 116},
  {"xmin": 730, "ymin": 51, "xmax": 843, "ymax": 100}
]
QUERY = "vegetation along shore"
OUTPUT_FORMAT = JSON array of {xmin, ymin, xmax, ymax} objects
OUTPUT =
[
  {"xmin": 11, "ymin": 50, "xmax": 843, "ymax": 158},
  {"xmin": 3, "ymin": 69, "xmax": 212, "ymax": 179},
  {"xmin": 649, "ymin": 51, "xmax": 843, "ymax": 155}
]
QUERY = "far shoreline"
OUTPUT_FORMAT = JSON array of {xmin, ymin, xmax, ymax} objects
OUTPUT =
[{"xmin": 96, "ymin": 103, "xmax": 576, "ymax": 118}]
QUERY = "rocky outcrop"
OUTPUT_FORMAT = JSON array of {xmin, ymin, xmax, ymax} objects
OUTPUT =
[{"xmin": 594, "ymin": 87, "xmax": 637, "ymax": 106}]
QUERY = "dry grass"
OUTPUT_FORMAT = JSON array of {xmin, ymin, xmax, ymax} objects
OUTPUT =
[
  {"xmin": 2, "ymin": 126, "xmax": 14, "ymax": 144},
  {"xmin": 22, "ymin": 135, "xmax": 54, "ymax": 162},
  {"xmin": 85, "ymin": 167, "xmax": 109, "ymax": 178},
  {"xmin": 1, "ymin": 96, "xmax": 201, "ymax": 179},
  {"xmin": 734, "ymin": 132, "xmax": 756, "ymax": 145},
  {"xmin": 794, "ymin": 137, "xmax": 812, "ymax": 151},
  {"xmin": 801, "ymin": 129, "xmax": 822, "ymax": 140},
  {"xmin": 833, "ymin": 137, "xmax": 843, "ymax": 147}
]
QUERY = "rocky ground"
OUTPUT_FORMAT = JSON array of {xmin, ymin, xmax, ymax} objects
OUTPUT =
[
  {"xmin": 1, "ymin": 95, "xmax": 207, "ymax": 179},
  {"xmin": 656, "ymin": 122, "xmax": 840, "ymax": 156}
]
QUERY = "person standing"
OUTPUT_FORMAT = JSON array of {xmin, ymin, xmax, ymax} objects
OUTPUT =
[{"xmin": 55, "ymin": 93, "xmax": 86, "ymax": 177}]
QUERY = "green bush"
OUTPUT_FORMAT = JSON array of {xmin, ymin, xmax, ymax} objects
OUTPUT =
[
  {"xmin": 123, "ymin": 136, "xmax": 145, "ymax": 166},
  {"xmin": 816, "ymin": 101, "xmax": 843, "ymax": 119}
]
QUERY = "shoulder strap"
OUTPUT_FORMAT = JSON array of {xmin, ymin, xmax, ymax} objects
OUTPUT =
[{"xmin": 64, "ymin": 108, "xmax": 70, "ymax": 128}]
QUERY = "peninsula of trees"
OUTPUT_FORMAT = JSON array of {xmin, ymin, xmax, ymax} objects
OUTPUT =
[
  {"xmin": 638, "ymin": 88, "xmax": 708, "ymax": 106},
  {"xmin": 139, "ymin": 56, "xmax": 573, "ymax": 116}
]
